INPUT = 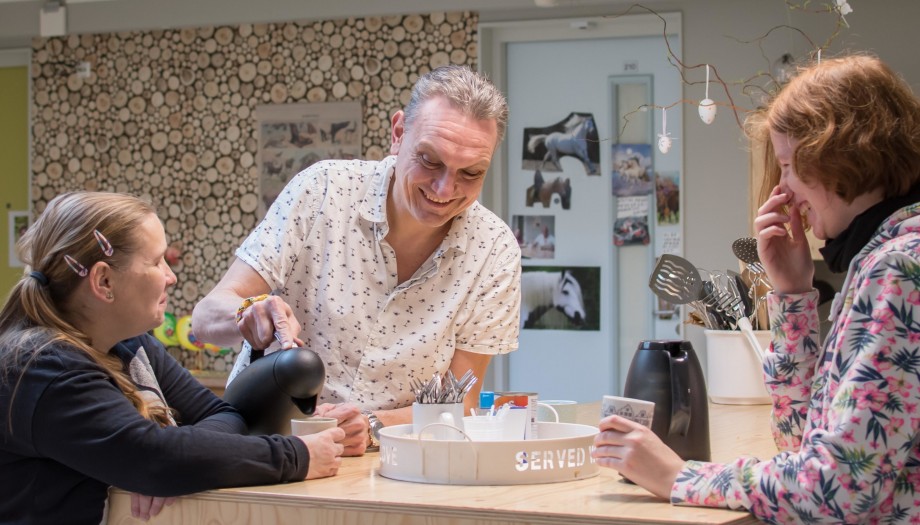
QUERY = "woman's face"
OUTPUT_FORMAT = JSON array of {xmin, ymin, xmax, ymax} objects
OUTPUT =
[
  {"xmin": 110, "ymin": 214, "xmax": 177, "ymax": 336},
  {"xmin": 771, "ymin": 130, "xmax": 865, "ymax": 240}
]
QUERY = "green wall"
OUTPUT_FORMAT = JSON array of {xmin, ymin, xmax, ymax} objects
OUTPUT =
[{"xmin": 0, "ymin": 65, "xmax": 29, "ymax": 299}]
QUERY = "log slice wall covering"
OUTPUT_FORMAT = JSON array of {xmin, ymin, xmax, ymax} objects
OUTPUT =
[{"xmin": 29, "ymin": 12, "xmax": 478, "ymax": 371}]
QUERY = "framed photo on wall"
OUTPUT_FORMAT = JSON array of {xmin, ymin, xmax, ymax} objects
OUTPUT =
[{"xmin": 8, "ymin": 210, "xmax": 29, "ymax": 268}]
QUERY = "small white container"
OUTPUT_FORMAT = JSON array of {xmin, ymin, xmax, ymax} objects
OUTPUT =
[
  {"xmin": 377, "ymin": 422, "xmax": 599, "ymax": 485},
  {"xmin": 704, "ymin": 329, "xmax": 771, "ymax": 405}
]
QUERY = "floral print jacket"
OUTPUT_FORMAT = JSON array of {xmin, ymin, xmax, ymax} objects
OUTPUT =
[{"xmin": 671, "ymin": 204, "xmax": 920, "ymax": 524}]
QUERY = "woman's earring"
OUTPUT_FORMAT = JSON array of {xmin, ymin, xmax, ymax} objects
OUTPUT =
[{"xmin": 106, "ymin": 291, "xmax": 113, "ymax": 300}]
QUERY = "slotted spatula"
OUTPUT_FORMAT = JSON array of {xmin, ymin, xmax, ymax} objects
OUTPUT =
[{"xmin": 649, "ymin": 254, "xmax": 704, "ymax": 305}]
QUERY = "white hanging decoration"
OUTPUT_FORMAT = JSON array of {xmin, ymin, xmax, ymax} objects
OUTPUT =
[
  {"xmin": 698, "ymin": 64, "xmax": 716, "ymax": 125},
  {"xmin": 657, "ymin": 107, "xmax": 674, "ymax": 154}
]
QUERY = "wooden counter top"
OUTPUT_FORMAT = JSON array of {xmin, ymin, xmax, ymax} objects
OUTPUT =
[{"xmin": 107, "ymin": 402, "xmax": 776, "ymax": 525}]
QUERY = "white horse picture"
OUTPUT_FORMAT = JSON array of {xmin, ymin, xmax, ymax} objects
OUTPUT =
[
  {"xmin": 524, "ymin": 113, "xmax": 600, "ymax": 175},
  {"xmin": 521, "ymin": 270, "xmax": 586, "ymax": 329}
]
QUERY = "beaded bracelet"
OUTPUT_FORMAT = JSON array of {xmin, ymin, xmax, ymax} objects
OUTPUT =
[{"xmin": 236, "ymin": 293, "xmax": 270, "ymax": 322}]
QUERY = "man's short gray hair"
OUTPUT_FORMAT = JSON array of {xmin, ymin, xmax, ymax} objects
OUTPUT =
[{"xmin": 403, "ymin": 65, "xmax": 509, "ymax": 144}]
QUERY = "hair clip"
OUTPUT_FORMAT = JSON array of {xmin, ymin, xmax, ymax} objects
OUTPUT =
[
  {"xmin": 94, "ymin": 229, "xmax": 114, "ymax": 257},
  {"xmin": 64, "ymin": 255, "xmax": 88, "ymax": 277}
]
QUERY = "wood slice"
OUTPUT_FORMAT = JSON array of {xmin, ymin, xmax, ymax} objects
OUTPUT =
[
  {"xmin": 317, "ymin": 55, "xmax": 333, "ymax": 71},
  {"xmin": 204, "ymin": 81, "xmax": 219, "ymax": 97},
  {"xmin": 81, "ymin": 157, "xmax": 95, "ymax": 173},
  {"xmin": 379, "ymin": 85, "xmax": 394, "ymax": 103},
  {"xmin": 446, "ymin": 12, "xmax": 464, "ymax": 24},
  {"xmin": 365, "ymin": 145, "xmax": 384, "ymax": 160},
  {"xmin": 307, "ymin": 87, "xmax": 327, "ymax": 102},
  {"xmin": 309, "ymin": 69, "xmax": 324, "ymax": 85},
  {"xmin": 404, "ymin": 15, "xmax": 424, "ymax": 33},
  {"xmin": 450, "ymin": 49, "xmax": 467, "ymax": 64},
  {"xmin": 430, "ymin": 12, "xmax": 446, "ymax": 24},
  {"xmin": 239, "ymin": 193, "xmax": 258, "ymax": 213},
  {"xmin": 391, "ymin": 26, "xmax": 406, "ymax": 43},
  {"xmin": 167, "ymin": 111, "xmax": 183, "ymax": 128},
  {"xmin": 450, "ymin": 29, "xmax": 466, "ymax": 49},
  {"xmin": 240, "ymin": 151, "xmax": 254, "ymax": 168},
  {"xmin": 270, "ymin": 83, "xmax": 288, "ymax": 103},
  {"xmin": 347, "ymin": 81, "xmax": 363, "ymax": 98},
  {"xmin": 364, "ymin": 56, "xmax": 381, "ymax": 76},
  {"xmin": 290, "ymin": 80, "xmax": 307, "ymax": 99},
  {"xmin": 165, "ymin": 91, "xmax": 180, "ymax": 107},
  {"xmin": 197, "ymin": 149, "xmax": 215, "ymax": 168},
  {"xmin": 151, "ymin": 131, "xmax": 169, "ymax": 151},
  {"xmin": 365, "ymin": 17, "xmax": 382, "ymax": 32},
  {"xmin": 216, "ymin": 156, "xmax": 234, "ymax": 175},
  {"xmin": 181, "ymin": 152, "xmax": 198, "ymax": 173},
  {"xmin": 66, "ymin": 75, "xmax": 83, "ymax": 92},
  {"xmin": 257, "ymin": 42, "xmax": 272, "ymax": 59},
  {"xmin": 239, "ymin": 63, "xmax": 257, "ymax": 82},
  {"xmin": 128, "ymin": 96, "xmax": 146, "ymax": 114},
  {"xmin": 180, "ymin": 28, "xmax": 197, "ymax": 45},
  {"xmin": 197, "ymin": 180, "xmax": 212, "ymax": 197},
  {"xmin": 257, "ymin": 60, "xmax": 272, "ymax": 76},
  {"xmin": 398, "ymin": 41, "xmax": 415, "ymax": 57},
  {"xmin": 194, "ymin": 223, "xmax": 209, "ymax": 240},
  {"xmin": 67, "ymin": 157, "xmax": 80, "ymax": 173},
  {"xmin": 205, "ymin": 210, "xmax": 220, "ymax": 227},
  {"xmin": 430, "ymin": 51, "xmax": 449, "ymax": 70},
  {"xmin": 215, "ymin": 27, "xmax": 234, "ymax": 46},
  {"xmin": 332, "ymin": 81, "xmax": 346, "ymax": 99},
  {"xmin": 391, "ymin": 70, "xmax": 408, "ymax": 88}
]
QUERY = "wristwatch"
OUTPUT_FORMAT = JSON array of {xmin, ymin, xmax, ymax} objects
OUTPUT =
[{"xmin": 366, "ymin": 413, "xmax": 384, "ymax": 451}]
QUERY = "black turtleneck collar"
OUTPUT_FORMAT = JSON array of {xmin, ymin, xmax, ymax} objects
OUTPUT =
[{"xmin": 819, "ymin": 185, "xmax": 920, "ymax": 273}]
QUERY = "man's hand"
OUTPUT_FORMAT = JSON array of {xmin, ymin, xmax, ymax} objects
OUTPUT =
[{"xmin": 314, "ymin": 403, "xmax": 368, "ymax": 456}]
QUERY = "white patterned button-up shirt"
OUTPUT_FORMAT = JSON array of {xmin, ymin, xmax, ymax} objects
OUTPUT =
[{"xmin": 229, "ymin": 156, "xmax": 521, "ymax": 411}]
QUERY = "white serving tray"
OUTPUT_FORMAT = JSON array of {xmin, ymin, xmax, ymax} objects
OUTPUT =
[{"xmin": 377, "ymin": 422, "xmax": 600, "ymax": 485}]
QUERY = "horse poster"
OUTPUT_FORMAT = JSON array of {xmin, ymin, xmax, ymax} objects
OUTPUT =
[
  {"xmin": 655, "ymin": 171, "xmax": 680, "ymax": 225},
  {"xmin": 520, "ymin": 266, "xmax": 600, "ymax": 331},
  {"xmin": 611, "ymin": 143, "xmax": 653, "ymax": 197},
  {"xmin": 521, "ymin": 112, "xmax": 600, "ymax": 176}
]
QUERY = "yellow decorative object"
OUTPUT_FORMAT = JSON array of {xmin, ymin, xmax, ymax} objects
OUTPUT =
[
  {"xmin": 176, "ymin": 315, "xmax": 203, "ymax": 352},
  {"xmin": 153, "ymin": 312, "xmax": 179, "ymax": 346}
]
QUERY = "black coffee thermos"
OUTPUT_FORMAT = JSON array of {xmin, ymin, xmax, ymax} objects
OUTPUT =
[
  {"xmin": 623, "ymin": 340, "xmax": 710, "ymax": 461},
  {"xmin": 222, "ymin": 347, "xmax": 325, "ymax": 435}
]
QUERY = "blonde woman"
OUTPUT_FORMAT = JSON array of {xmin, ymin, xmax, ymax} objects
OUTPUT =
[{"xmin": 0, "ymin": 192, "xmax": 344, "ymax": 524}]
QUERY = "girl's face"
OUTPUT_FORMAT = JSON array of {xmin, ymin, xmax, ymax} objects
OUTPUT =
[
  {"xmin": 109, "ymin": 214, "xmax": 177, "ymax": 336},
  {"xmin": 771, "ymin": 130, "xmax": 874, "ymax": 240}
]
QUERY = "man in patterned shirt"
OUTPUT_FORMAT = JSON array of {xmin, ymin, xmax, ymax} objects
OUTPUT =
[{"xmin": 194, "ymin": 65, "xmax": 521, "ymax": 455}]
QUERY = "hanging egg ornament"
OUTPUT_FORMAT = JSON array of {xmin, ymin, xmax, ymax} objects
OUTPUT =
[
  {"xmin": 698, "ymin": 64, "xmax": 716, "ymax": 124},
  {"xmin": 698, "ymin": 99, "xmax": 716, "ymax": 124},
  {"xmin": 658, "ymin": 133, "xmax": 673, "ymax": 154}
]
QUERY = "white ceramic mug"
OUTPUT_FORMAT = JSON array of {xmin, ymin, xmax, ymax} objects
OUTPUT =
[
  {"xmin": 291, "ymin": 416, "xmax": 338, "ymax": 435},
  {"xmin": 536, "ymin": 400, "xmax": 578, "ymax": 423},
  {"xmin": 601, "ymin": 395, "xmax": 655, "ymax": 428},
  {"xmin": 412, "ymin": 402, "xmax": 465, "ymax": 440}
]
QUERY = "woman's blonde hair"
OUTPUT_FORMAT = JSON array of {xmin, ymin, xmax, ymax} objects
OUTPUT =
[
  {"xmin": 0, "ymin": 192, "xmax": 173, "ymax": 428},
  {"xmin": 750, "ymin": 54, "xmax": 920, "ymax": 204}
]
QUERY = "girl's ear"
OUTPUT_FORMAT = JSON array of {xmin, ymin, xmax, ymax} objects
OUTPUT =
[{"xmin": 87, "ymin": 261, "xmax": 115, "ymax": 302}]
